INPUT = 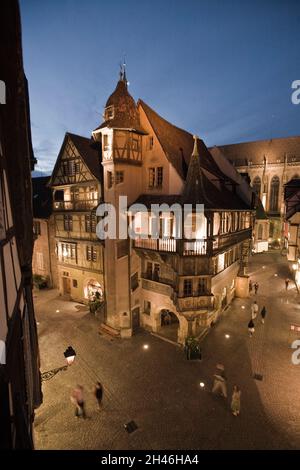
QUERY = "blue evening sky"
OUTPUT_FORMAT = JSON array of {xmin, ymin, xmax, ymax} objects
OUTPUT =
[{"xmin": 20, "ymin": 0, "xmax": 300, "ymax": 174}]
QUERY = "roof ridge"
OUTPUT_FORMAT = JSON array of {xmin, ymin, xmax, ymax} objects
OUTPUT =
[
  {"xmin": 213, "ymin": 134, "xmax": 300, "ymax": 149},
  {"xmin": 138, "ymin": 99, "xmax": 195, "ymax": 139}
]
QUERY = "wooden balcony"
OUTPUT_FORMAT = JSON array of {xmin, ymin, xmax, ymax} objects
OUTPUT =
[
  {"xmin": 133, "ymin": 229, "xmax": 252, "ymax": 257},
  {"xmin": 53, "ymin": 199, "xmax": 99, "ymax": 211},
  {"xmin": 133, "ymin": 237, "xmax": 207, "ymax": 256}
]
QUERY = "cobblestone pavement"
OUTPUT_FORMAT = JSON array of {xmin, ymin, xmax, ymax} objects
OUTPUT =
[{"xmin": 33, "ymin": 252, "xmax": 300, "ymax": 450}]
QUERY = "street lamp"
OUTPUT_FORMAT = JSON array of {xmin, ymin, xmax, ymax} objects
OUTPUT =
[{"xmin": 41, "ymin": 346, "xmax": 76, "ymax": 382}]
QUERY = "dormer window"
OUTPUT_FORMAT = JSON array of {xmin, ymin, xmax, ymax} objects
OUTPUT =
[{"xmin": 105, "ymin": 105, "xmax": 114, "ymax": 121}]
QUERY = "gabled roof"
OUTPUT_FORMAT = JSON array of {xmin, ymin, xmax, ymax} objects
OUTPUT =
[
  {"xmin": 211, "ymin": 136, "xmax": 300, "ymax": 166},
  {"xmin": 32, "ymin": 176, "xmax": 52, "ymax": 218},
  {"xmin": 49, "ymin": 132, "xmax": 102, "ymax": 186},
  {"xmin": 138, "ymin": 100, "xmax": 227, "ymax": 181}
]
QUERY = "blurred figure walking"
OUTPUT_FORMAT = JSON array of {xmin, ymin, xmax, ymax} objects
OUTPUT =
[
  {"xmin": 94, "ymin": 381, "xmax": 103, "ymax": 410},
  {"xmin": 260, "ymin": 306, "xmax": 267, "ymax": 324},
  {"xmin": 231, "ymin": 385, "xmax": 241, "ymax": 416},
  {"xmin": 71, "ymin": 385, "xmax": 86, "ymax": 418}
]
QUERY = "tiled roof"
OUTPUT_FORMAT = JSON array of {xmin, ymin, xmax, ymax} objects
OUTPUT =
[
  {"xmin": 138, "ymin": 100, "xmax": 227, "ymax": 180},
  {"xmin": 181, "ymin": 138, "xmax": 249, "ymax": 210},
  {"xmin": 211, "ymin": 136, "xmax": 300, "ymax": 166},
  {"xmin": 94, "ymin": 80, "xmax": 146, "ymax": 134},
  {"xmin": 32, "ymin": 176, "xmax": 52, "ymax": 218}
]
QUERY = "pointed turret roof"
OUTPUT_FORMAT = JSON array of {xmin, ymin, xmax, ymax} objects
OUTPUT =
[
  {"xmin": 94, "ymin": 73, "xmax": 146, "ymax": 134},
  {"xmin": 181, "ymin": 136, "xmax": 248, "ymax": 210}
]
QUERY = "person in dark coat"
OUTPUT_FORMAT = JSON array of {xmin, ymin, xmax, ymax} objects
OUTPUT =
[
  {"xmin": 94, "ymin": 382, "xmax": 103, "ymax": 410},
  {"xmin": 254, "ymin": 282, "xmax": 259, "ymax": 295},
  {"xmin": 249, "ymin": 279, "xmax": 253, "ymax": 294},
  {"xmin": 248, "ymin": 319, "xmax": 255, "ymax": 337},
  {"xmin": 260, "ymin": 306, "xmax": 267, "ymax": 324}
]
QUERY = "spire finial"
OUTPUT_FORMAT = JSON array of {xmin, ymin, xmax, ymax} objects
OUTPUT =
[
  {"xmin": 192, "ymin": 135, "xmax": 199, "ymax": 157},
  {"xmin": 122, "ymin": 59, "xmax": 127, "ymax": 84}
]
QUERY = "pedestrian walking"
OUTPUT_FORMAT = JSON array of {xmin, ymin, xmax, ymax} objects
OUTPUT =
[
  {"xmin": 251, "ymin": 300, "xmax": 259, "ymax": 320},
  {"xmin": 260, "ymin": 306, "xmax": 266, "ymax": 324},
  {"xmin": 94, "ymin": 381, "xmax": 103, "ymax": 410},
  {"xmin": 231, "ymin": 385, "xmax": 241, "ymax": 416},
  {"xmin": 285, "ymin": 278, "xmax": 290, "ymax": 291},
  {"xmin": 254, "ymin": 282, "xmax": 259, "ymax": 295},
  {"xmin": 212, "ymin": 364, "xmax": 227, "ymax": 398},
  {"xmin": 248, "ymin": 319, "xmax": 255, "ymax": 337},
  {"xmin": 249, "ymin": 279, "xmax": 253, "ymax": 294},
  {"xmin": 71, "ymin": 385, "xmax": 86, "ymax": 418}
]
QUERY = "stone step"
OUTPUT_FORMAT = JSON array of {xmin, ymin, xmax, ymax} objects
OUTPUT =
[{"xmin": 99, "ymin": 323, "xmax": 120, "ymax": 337}]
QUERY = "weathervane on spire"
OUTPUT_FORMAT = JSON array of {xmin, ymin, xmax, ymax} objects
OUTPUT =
[{"xmin": 119, "ymin": 58, "xmax": 128, "ymax": 86}]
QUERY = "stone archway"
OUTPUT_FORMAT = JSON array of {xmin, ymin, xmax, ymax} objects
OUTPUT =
[{"xmin": 152, "ymin": 307, "xmax": 189, "ymax": 344}]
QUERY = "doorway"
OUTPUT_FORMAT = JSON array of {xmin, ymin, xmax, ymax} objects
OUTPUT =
[{"xmin": 63, "ymin": 277, "xmax": 71, "ymax": 295}]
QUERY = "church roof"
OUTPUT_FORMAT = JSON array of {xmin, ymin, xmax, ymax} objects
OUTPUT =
[
  {"xmin": 211, "ymin": 136, "xmax": 300, "ymax": 166},
  {"xmin": 138, "ymin": 100, "xmax": 227, "ymax": 181},
  {"xmin": 94, "ymin": 79, "xmax": 146, "ymax": 134}
]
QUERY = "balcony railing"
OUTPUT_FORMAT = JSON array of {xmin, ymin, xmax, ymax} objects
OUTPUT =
[
  {"xmin": 176, "ymin": 295, "xmax": 214, "ymax": 312},
  {"xmin": 133, "ymin": 237, "xmax": 207, "ymax": 255},
  {"xmin": 141, "ymin": 278, "xmax": 174, "ymax": 297},
  {"xmin": 53, "ymin": 199, "xmax": 99, "ymax": 211},
  {"xmin": 183, "ymin": 240, "xmax": 207, "ymax": 255},
  {"xmin": 133, "ymin": 229, "xmax": 252, "ymax": 256}
]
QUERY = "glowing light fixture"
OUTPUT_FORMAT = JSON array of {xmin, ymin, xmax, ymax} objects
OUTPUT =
[
  {"xmin": 143, "ymin": 344, "xmax": 149, "ymax": 350},
  {"xmin": 200, "ymin": 382, "xmax": 205, "ymax": 388},
  {"xmin": 225, "ymin": 334, "xmax": 230, "ymax": 339}
]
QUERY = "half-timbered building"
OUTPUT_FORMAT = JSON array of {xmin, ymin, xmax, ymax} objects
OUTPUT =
[
  {"xmin": 49, "ymin": 133, "xmax": 104, "ymax": 303},
  {"xmin": 0, "ymin": 0, "xmax": 42, "ymax": 448},
  {"xmin": 87, "ymin": 70, "xmax": 255, "ymax": 343}
]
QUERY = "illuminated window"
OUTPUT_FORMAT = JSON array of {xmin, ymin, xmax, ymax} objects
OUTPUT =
[
  {"xmin": 148, "ymin": 168, "xmax": 156, "ymax": 188},
  {"xmin": 33, "ymin": 220, "xmax": 41, "ymax": 236},
  {"xmin": 85, "ymin": 214, "xmax": 96, "ymax": 233},
  {"xmin": 148, "ymin": 167, "xmax": 163, "ymax": 189},
  {"xmin": 218, "ymin": 252, "xmax": 225, "ymax": 272},
  {"xmin": 157, "ymin": 167, "xmax": 163, "ymax": 187},
  {"xmin": 86, "ymin": 246, "xmax": 97, "ymax": 262}
]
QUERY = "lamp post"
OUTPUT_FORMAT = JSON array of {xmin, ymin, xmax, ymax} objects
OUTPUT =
[{"xmin": 41, "ymin": 346, "xmax": 76, "ymax": 382}]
